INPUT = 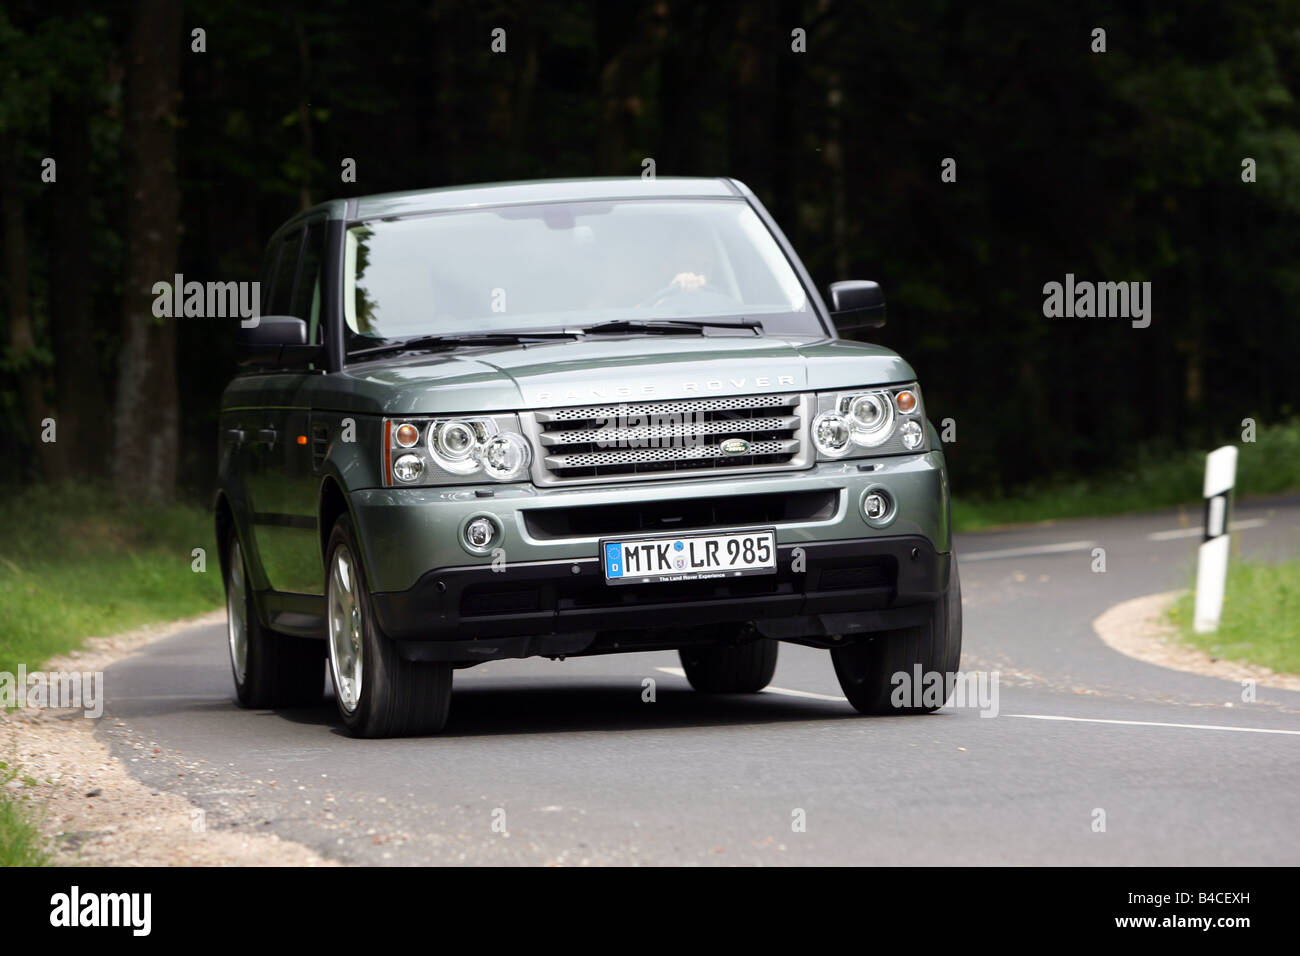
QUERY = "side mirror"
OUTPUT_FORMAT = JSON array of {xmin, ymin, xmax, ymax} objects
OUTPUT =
[
  {"xmin": 828, "ymin": 280, "xmax": 886, "ymax": 334},
  {"xmin": 236, "ymin": 316, "xmax": 323, "ymax": 369}
]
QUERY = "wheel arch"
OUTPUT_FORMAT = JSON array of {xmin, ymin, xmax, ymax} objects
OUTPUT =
[
  {"xmin": 214, "ymin": 490, "xmax": 236, "ymax": 588},
  {"xmin": 318, "ymin": 475, "xmax": 351, "ymax": 562}
]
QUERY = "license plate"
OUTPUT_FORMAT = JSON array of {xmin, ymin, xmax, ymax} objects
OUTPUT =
[{"xmin": 601, "ymin": 529, "xmax": 777, "ymax": 584}]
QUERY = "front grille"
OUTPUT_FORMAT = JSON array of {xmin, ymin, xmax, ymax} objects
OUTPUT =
[{"xmin": 524, "ymin": 393, "xmax": 811, "ymax": 484}]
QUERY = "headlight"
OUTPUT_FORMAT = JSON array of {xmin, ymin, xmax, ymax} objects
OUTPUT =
[
  {"xmin": 478, "ymin": 433, "xmax": 531, "ymax": 480},
  {"xmin": 392, "ymin": 453, "xmax": 425, "ymax": 482},
  {"xmin": 384, "ymin": 415, "xmax": 531, "ymax": 485},
  {"xmin": 812, "ymin": 410, "xmax": 853, "ymax": 457},
  {"xmin": 429, "ymin": 419, "xmax": 490, "ymax": 474},
  {"xmin": 845, "ymin": 393, "xmax": 894, "ymax": 446},
  {"xmin": 814, "ymin": 384, "xmax": 928, "ymax": 459}
]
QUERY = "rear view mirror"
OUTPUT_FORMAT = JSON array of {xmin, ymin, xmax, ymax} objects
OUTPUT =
[
  {"xmin": 236, "ymin": 316, "xmax": 322, "ymax": 369},
  {"xmin": 828, "ymin": 280, "xmax": 886, "ymax": 334}
]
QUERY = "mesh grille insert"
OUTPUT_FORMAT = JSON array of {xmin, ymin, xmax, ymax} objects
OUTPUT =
[{"xmin": 530, "ymin": 392, "xmax": 807, "ymax": 482}]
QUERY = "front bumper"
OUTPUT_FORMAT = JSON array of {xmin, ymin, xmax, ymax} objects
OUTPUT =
[
  {"xmin": 372, "ymin": 535, "xmax": 949, "ymax": 662},
  {"xmin": 353, "ymin": 452, "xmax": 952, "ymax": 660}
]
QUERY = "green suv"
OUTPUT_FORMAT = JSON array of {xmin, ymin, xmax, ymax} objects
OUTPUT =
[{"xmin": 217, "ymin": 177, "xmax": 960, "ymax": 737}]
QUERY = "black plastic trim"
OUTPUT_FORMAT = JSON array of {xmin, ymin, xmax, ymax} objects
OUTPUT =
[{"xmin": 371, "ymin": 535, "xmax": 950, "ymax": 661}]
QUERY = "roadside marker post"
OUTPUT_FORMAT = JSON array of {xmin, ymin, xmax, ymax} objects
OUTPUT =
[{"xmin": 1193, "ymin": 445, "xmax": 1238, "ymax": 634}]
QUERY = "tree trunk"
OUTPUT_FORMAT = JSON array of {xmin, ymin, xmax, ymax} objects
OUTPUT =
[
  {"xmin": 112, "ymin": 0, "xmax": 182, "ymax": 503},
  {"xmin": 1, "ymin": 136, "xmax": 61, "ymax": 481},
  {"xmin": 51, "ymin": 92, "xmax": 107, "ymax": 479}
]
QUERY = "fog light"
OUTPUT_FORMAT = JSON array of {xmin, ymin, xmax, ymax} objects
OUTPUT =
[
  {"xmin": 464, "ymin": 516, "xmax": 496, "ymax": 550},
  {"xmin": 863, "ymin": 491, "xmax": 891, "ymax": 520},
  {"xmin": 392, "ymin": 453, "xmax": 424, "ymax": 482},
  {"xmin": 899, "ymin": 419, "xmax": 923, "ymax": 450}
]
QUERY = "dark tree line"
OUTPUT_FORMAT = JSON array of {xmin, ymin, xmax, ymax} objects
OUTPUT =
[{"xmin": 2, "ymin": 0, "xmax": 1298, "ymax": 502}]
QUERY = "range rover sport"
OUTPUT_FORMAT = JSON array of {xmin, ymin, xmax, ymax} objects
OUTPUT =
[{"xmin": 216, "ymin": 177, "xmax": 961, "ymax": 737}]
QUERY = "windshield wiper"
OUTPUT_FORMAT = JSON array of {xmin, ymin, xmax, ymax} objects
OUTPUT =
[
  {"xmin": 581, "ymin": 319, "xmax": 763, "ymax": 336},
  {"xmin": 349, "ymin": 330, "xmax": 579, "ymax": 359}
]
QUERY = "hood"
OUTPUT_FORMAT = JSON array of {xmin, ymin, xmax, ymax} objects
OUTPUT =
[{"xmin": 321, "ymin": 334, "xmax": 917, "ymax": 416}]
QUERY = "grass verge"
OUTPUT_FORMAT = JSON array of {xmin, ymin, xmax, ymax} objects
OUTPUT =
[
  {"xmin": 952, "ymin": 418, "xmax": 1300, "ymax": 532},
  {"xmin": 0, "ymin": 484, "xmax": 222, "ymax": 676},
  {"xmin": 1167, "ymin": 558, "xmax": 1300, "ymax": 676},
  {"xmin": 0, "ymin": 484, "xmax": 221, "ymax": 867},
  {"xmin": 0, "ymin": 762, "xmax": 49, "ymax": 866}
]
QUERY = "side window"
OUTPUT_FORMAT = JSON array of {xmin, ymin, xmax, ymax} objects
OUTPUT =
[
  {"xmin": 268, "ymin": 231, "xmax": 302, "ymax": 316},
  {"xmin": 258, "ymin": 241, "xmax": 281, "ymax": 316},
  {"xmin": 294, "ymin": 222, "xmax": 326, "ymax": 343}
]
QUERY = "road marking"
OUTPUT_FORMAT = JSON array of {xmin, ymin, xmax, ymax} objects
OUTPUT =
[
  {"xmin": 960, "ymin": 540, "xmax": 1096, "ymax": 562},
  {"xmin": 1006, "ymin": 713, "xmax": 1300, "ymax": 736},
  {"xmin": 1146, "ymin": 518, "xmax": 1268, "ymax": 541},
  {"xmin": 762, "ymin": 686, "xmax": 848, "ymax": 702},
  {"xmin": 655, "ymin": 666, "xmax": 848, "ymax": 702}
]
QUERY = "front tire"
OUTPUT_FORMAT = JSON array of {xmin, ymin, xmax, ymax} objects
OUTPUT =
[
  {"xmin": 224, "ymin": 532, "xmax": 324, "ymax": 709},
  {"xmin": 679, "ymin": 626, "xmax": 778, "ymax": 693},
  {"xmin": 831, "ymin": 557, "xmax": 963, "ymax": 714},
  {"xmin": 325, "ymin": 514, "xmax": 452, "ymax": 737}
]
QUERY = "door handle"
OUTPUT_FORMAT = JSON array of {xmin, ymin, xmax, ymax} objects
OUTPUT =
[
  {"xmin": 257, "ymin": 427, "xmax": 278, "ymax": 445},
  {"xmin": 225, "ymin": 428, "xmax": 247, "ymax": 444}
]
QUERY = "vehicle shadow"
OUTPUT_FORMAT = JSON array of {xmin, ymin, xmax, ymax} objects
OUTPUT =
[{"xmin": 269, "ymin": 681, "xmax": 879, "ymax": 739}]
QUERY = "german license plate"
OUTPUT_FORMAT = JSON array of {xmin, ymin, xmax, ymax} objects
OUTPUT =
[{"xmin": 601, "ymin": 529, "xmax": 777, "ymax": 584}]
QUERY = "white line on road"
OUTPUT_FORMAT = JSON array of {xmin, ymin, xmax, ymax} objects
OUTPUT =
[
  {"xmin": 1146, "ymin": 518, "xmax": 1268, "ymax": 541},
  {"xmin": 655, "ymin": 666, "xmax": 848, "ymax": 702},
  {"xmin": 960, "ymin": 540, "xmax": 1097, "ymax": 562},
  {"xmin": 762, "ymin": 686, "xmax": 848, "ymax": 702},
  {"xmin": 1006, "ymin": 713, "xmax": 1300, "ymax": 736},
  {"xmin": 658, "ymin": 671, "xmax": 1299, "ymax": 725}
]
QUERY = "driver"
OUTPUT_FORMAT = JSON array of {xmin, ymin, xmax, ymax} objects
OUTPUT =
[
  {"xmin": 663, "ymin": 226, "xmax": 717, "ymax": 293},
  {"xmin": 669, "ymin": 269, "xmax": 708, "ymax": 292}
]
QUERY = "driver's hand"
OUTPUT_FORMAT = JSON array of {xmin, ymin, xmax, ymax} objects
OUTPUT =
[{"xmin": 670, "ymin": 271, "xmax": 708, "ymax": 292}]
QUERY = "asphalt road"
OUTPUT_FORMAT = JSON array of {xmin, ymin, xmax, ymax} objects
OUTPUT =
[{"xmin": 98, "ymin": 497, "xmax": 1300, "ymax": 865}]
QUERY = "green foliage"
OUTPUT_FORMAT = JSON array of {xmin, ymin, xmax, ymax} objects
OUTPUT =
[
  {"xmin": 0, "ymin": 485, "xmax": 222, "ymax": 674},
  {"xmin": 3, "ymin": 0, "xmax": 1300, "ymax": 500},
  {"xmin": 0, "ymin": 763, "xmax": 49, "ymax": 867},
  {"xmin": 1168, "ymin": 558, "xmax": 1300, "ymax": 675},
  {"xmin": 953, "ymin": 418, "xmax": 1300, "ymax": 531}
]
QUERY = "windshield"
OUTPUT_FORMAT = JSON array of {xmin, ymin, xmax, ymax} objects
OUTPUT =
[{"xmin": 343, "ymin": 199, "xmax": 820, "ymax": 351}]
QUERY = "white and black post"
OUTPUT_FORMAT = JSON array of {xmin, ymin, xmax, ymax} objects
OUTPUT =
[{"xmin": 1193, "ymin": 445, "xmax": 1238, "ymax": 634}]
